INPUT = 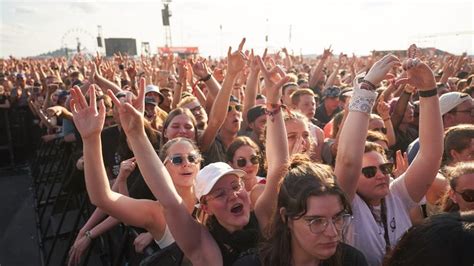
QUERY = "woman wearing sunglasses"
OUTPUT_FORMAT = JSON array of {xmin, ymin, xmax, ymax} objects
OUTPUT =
[
  {"xmin": 227, "ymin": 136, "xmax": 265, "ymax": 192},
  {"xmin": 335, "ymin": 53, "xmax": 444, "ymax": 266},
  {"xmin": 68, "ymin": 79, "xmax": 203, "ymax": 256},
  {"xmin": 234, "ymin": 156, "xmax": 367, "ymax": 266},
  {"xmin": 441, "ymin": 162, "xmax": 474, "ymax": 212}
]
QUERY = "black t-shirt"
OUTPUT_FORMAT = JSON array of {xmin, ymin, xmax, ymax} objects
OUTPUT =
[
  {"xmin": 202, "ymin": 134, "xmax": 227, "ymax": 166},
  {"xmin": 315, "ymin": 104, "xmax": 341, "ymax": 128},
  {"xmin": 209, "ymin": 212, "xmax": 260, "ymax": 266},
  {"xmin": 232, "ymin": 242, "xmax": 368, "ymax": 266},
  {"xmin": 101, "ymin": 125, "xmax": 121, "ymax": 177}
]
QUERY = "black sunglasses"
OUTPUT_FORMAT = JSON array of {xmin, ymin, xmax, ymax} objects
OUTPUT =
[
  {"xmin": 454, "ymin": 189, "xmax": 474, "ymax": 202},
  {"xmin": 361, "ymin": 162, "xmax": 394, "ymax": 178},
  {"xmin": 228, "ymin": 104, "xmax": 243, "ymax": 112},
  {"xmin": 236, "ymin": 155, "xmax": 260, "ymax": 167},
  {"xmin": 165, "ymin": 153, "xmax": 201, "ymax": 166}
]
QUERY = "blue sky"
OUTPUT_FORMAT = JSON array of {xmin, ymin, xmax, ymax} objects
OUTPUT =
[{"xmin": 1, "ymin": 0, "xmax": 473, "ymax": 58}]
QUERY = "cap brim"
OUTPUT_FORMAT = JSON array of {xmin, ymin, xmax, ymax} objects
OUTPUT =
[{"xmin": 197, "ymin": 169, "xmax": 246, "ymax": 207}]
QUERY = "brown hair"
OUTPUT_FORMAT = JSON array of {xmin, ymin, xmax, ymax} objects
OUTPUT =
[
  {"xmin": 367, "ymin": 130, "xmax": 389, "ymax": 147},
  {"xmin": 159, "ymin": 137, "xmax": 200, "ymax": 161},
  {"xmin": 259, "ymin": 155, "xmax": 352, "ymax": 266},
  {"xmin": 441, "ymin": 162, "xmax": 474, "ymax": 212},
  {"xmin": 161, "ymin": 107, "xmax": 199, "ymax": 146},
  {"xmin": 443, "ymin": 124, "xmax": 474, "ymax": 165},
  {"xmin": 226, "ymin": 136, "xmax": 261, "ymax": 163},
  {"xmin": 290, "ymin": 88, "xmax": 316, "ymax": 106}
]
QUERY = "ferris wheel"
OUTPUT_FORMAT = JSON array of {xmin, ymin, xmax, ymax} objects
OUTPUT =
[{"xmin": 60, "ymin": 28, "xmax": 96, "ymax": 55}]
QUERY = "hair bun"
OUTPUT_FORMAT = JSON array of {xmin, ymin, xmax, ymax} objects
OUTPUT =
[{"xmin": 289, "ymin": 154, "xmax": 311, "ymax": 169}]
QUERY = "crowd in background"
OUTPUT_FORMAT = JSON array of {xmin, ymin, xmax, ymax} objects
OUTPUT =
[{"xmin": 1, "ymin": 41, "xmax": 474, "ymax": 266}]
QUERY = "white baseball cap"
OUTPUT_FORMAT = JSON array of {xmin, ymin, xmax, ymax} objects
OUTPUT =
[
  {"xmin": 439, "ymin": 92, "xmax": 472, "ymax": 115},
  {"xmin": 194, "ymin": 162, "xmax": 246, "ymax": 205}
]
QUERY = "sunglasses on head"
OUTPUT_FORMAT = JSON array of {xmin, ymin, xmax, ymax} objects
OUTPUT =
[
  {"xmin": 361, "ymin": 162, "xmax": 394, "ymax": 178},
  {"xmin": 228, "ymin": 104, "xmax": 243, "ymax": 112},
  {"xmin": 454, "ymin": 189, "xmax": 474, "ymax": 202},
  {"xmin": 165, "ymin": 153, "xmax": 201, "ymax": 166},
  {"xmin": 236, "ymin": 155, "xmax": 260, "ymax": 168}
]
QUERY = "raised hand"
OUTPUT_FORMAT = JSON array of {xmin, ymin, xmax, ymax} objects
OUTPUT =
[
  {"xmin": 257, "ymin": 55, "xmax": 290, "ymax": 104},
  {"xmin": 248, "ymin": 49, "xmax": 263, "ymax": 73},
  {"xmin": 107, "ymin": 78, "xmax": 146, "ymax": 136},
  {"xmin": 364, "ymin": 54, "xmax": 401, "ymax": 86},
  {"xmin": 393, "ymin": 150, "xmax": 409, "ymax": 178},
  {"xmin": 394, "ymin": 44, "xmax": 436, "ymax": 90},
  {"xmin": 118, "ymin": 157, "xmax": 137, "ymax": 179},
  {"xmin": 227, "ymin": 38, "xmax": 248, "ymax": 75},
  {"xmin": 192, "ymin": 58, "xmax": 211, "ymax": 79},
  {"xmin": 177, "ymin": 60, "xmax": 189, "ymax": 83},
  {"xmin": 322, "ymin": 45, "xmax": 333, "ymax": 59},
  {"xmin": 376, "ymin": 100, "xmax": 390, "ymax": 120},
  {"xmin": 70, "ymin": 85, "xmax": 105, "ymax": 140},
  {"xmin": 46, "ymin": 105, "xmax": 64, "ymax": 117}
]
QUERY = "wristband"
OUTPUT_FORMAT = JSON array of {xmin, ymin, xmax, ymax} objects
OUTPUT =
[
  {"xmin": 265, "ymin": 103, "xmax": 285, "ymax": 122},
  {"xmin": 383, "ymin": 117, "xmax": 390, "ymax": 121},
  {"xmin": 418, "ymin": 88, "xmax": 438, "ymax": 98},
  {"xmin": 361, "ymin": 79, "xmax": 377, "ymax": 91},
  {"xmin": 200, "ymin": 74, "xmax": 212, "ymax": 82},
  {"xmin": 349, "ymin": 77, "xmax": 377, "ymax": 114}
]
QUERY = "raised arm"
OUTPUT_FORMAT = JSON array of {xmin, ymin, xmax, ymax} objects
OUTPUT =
[
  {"xmin": 192, "ymin": 58, "xmax": 221, "ymax": 102},
  {"xmin": 199, "ymin": 38, "xmax": 248, "ymax": 152},
  {"xmin": 376, "ymin": 100, "xmax": 396, "ymax": 147},
  {"xmin": 242, "ymin": 49, "xmax": 262, "ymax": 127},
  {"xmin": 90, "ymin": 62, "xmax": 122, "ymax": 95},
  {"xmin": 335, "ymin": 55, "xmax": 401, "ymax": 201},
  {"xmin": 396, "ymin": 57, "xmax": 443, "ymax": 202},
  {"xmin": 106, "ymin": 79, "xmax": 222, "ymax": 265},
  {"xmin": 253, "ymin": 56, "xmax": 290, "ymax": 232},
  {"xmin": 70, "ymin": 85, "xmax": 165, "ymax": 239},
  {"xmin": 309, "ymin": 46, "xmax": 332, "ymax": 89}
]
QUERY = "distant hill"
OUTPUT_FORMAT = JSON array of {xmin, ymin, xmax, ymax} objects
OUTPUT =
[{"xmin": 36, "ymin": 48, "xmax": 74, "ymax": 58}]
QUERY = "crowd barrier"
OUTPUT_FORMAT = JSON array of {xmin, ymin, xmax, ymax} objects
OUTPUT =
[
  {"xmin": 1, "ymin": 104, "xmax": 172, "ymax": 265},
  {"xmin": 31, "ymin": 129, "xmax": 159, "ymax": 265}
]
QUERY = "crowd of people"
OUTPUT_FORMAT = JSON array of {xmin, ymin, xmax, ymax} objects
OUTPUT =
[{"xmin": 1, "ymin": 40, "xmax": 474, "ymax": 265}]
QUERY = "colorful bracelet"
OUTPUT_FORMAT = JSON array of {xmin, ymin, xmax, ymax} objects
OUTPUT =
[
  {"xmin": 418, "ymin": 88, "xmax": 438, "ymax": 98},
  {"xmin": 265, "ymin": 103, "xmax": 284, "ymax": 122}
]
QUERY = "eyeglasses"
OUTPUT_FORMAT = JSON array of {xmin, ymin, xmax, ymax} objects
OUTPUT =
[
  {"xmin": 228, "ymin": 104, "xmax": 243, "ymax": 112},
  {"xmin": 361, "ymin": 162, "xmax": 394, "ymax": 178},
  {"xmin": 454, "ymin": 189, "xmax": 474, "ymax": 202},
  {"xmin": 164, "ymin": 153, "xmax": 201, "ymax": 166},
  {"xmin": 205, "ymin": 179, "xmax": 245, "ymax": 202},
  {"xmin": 451, "ymin": 108, "xmax": 474, "ymax": 117},
  {"xmin": 236, "ymin": 155, "xmax": 260, "ymax": 168},
  {"xmin": 303, "ymin": 213, "xmax": 352, "ymax": 234},
  {"xmin": 373, "ymin": 127, "xmax": 388, "ymax": 134}
]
